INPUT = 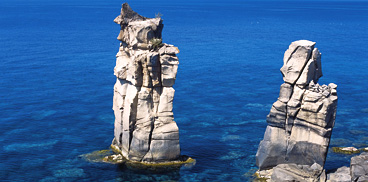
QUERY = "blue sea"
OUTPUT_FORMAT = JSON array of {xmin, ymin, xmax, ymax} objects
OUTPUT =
[{"xmin": 1, "ymin": 0, "xmax": 368, "ymax": 181}]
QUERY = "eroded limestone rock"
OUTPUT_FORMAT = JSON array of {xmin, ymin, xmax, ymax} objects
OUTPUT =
[
  {"xmin": 326, "ymin": 153, "xmax": 368, "ymax": 182},
  {"xmin": 255, "ymin": 163, "xmax": 326, "ymax": 182},
  {"xmin": 111, "ymin": 3, "xmax": 180, "ymax": 163},
  {"xmin": 327, "ymin": 166, "xmax": 351, "ymax": 182},
  {"xmin": 256, "ymin": 40, "xmax": 338, "ymax": 172},
  {"xmin": 332, "ymin": 147, "xmax": 360, "ymax": 154},
  {"xmin": 270, "ymin": 163, "xmax": 326, "ymax": 182},
  {"xmin": 351, "ymin": 152, "xmax": 368, "ymax": 181}
]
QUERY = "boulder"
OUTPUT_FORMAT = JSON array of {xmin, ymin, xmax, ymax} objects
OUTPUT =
[
  {"xmin": 326, "ymin": 166, "xmax": 351, "ymax": 182},
  {"xmin": 351, "ymin": 152, "xmax": 368, "ymax": 181},
  {"xmin": 325, "ymin": 152, "xmax": 368, "ymax": 182}
]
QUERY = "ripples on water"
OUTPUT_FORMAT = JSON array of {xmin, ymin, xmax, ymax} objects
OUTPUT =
[{"xmin": 0, "ymin": 0, "xmax": 367, "ymax": 181}]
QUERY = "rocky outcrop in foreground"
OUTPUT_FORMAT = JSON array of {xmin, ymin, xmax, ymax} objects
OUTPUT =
[
  {"xmin": 255, "ymin": 40, "xmax": 338, "ymax": 181},
  {"xmin": 111, "ymin": 3, "xmax": 181, "ymax": 163},
  {"xmin": 327, "ymin": 152, "xmax": 368, "ymax": 182}
]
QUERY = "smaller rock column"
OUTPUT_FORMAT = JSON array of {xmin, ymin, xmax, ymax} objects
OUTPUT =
[{"xmin": 256, "ymin": 40, "xmax": 338, "ymax": 170}]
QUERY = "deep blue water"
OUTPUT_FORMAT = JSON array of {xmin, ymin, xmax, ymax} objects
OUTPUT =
[{"xmin": 1, "ymin": 0, "xmax": 368, "ymax": 181}]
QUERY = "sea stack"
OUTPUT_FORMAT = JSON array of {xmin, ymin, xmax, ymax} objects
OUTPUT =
[
  {"xmin": 255, "ymin": 40, "xmax": 338, "ymax": 180},
  {"xmin": 111, "ymin": 3, "xmax": 181, "ymax": 163}
]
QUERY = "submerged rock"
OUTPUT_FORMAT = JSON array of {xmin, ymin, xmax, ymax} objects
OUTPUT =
[
  {"xmin": 111, "ymin": 3, "xmax": 181, "ymax": 163},
  {"xmin": 80, "ymin": 148, "xmax": 195, "ymax": 171},
  {"xmin": 79, "ymin": 149, "xmax": 113, "ymax": 163},
  {"xmin": 255, "ymin": 40, "xmax": 338, "ymax": 180},
  {"xmin": 4, "ymin": 140, "xmax": 58, "ymax": 152},
  {"xmin": 332, "ymin": 147, "xmax": 360, "ymax": 154},
  {"xmin": 53, "ymin": 168, "xmax": 85, "ymax": 178}
]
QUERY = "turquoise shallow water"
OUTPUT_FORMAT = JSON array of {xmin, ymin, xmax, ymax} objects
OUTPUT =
[{"xmin": 0, "ymin": 0, "xmax": 368, "ymax": 181}]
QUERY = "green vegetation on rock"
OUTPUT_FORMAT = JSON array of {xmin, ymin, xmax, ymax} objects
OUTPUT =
[
  {"xmin": 110, "ymin": 144, "xmax": 121, "ymax": 154},
  {"xmin": 79, "ymin": 149, "xmax": 113, "ymax": 163},
  {"xmin": 150, "ymin": 38, "xmax": 163, "ymax": 50},
  {"xmin": 125, "ymin": 156, "xmax": 196, "ymax": 171},
  {"xmin": 81, "ymin": 145, "xmax": 196, "ymax": 171},
  {"xmin": 244, "ymin": 169, "xmax": 270, "ymax": 182},
  {"xmin": 252, "ymin": 172, "xmax": 270, "ymax": 182},
  {"xmin": 332, "ymin": 147, "xmax": 361, "ymax": 154}
]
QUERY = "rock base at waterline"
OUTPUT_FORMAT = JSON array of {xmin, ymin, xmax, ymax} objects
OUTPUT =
[{"xmin": 80, "ymin": 146, "xmax": 196, "ymax": 171}]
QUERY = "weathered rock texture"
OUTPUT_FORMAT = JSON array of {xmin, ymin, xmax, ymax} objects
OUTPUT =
[
  {"xmin": 111, "ymin": 3, "xmax": 181, "ymax": 163},
  {"xmin": 256, "ymin": 40, "xmax": 338, "ymax": 171},
  {"xmin": 327, "ymin": 166, "xmax": 351, "ymax": 182},
  {"xmin": 271, "ymin": 163, "xmax": 326, "ymax": 182},
  {"xmin": 327, "ymin": 152, "xmax": 368, "ymax": 182}
]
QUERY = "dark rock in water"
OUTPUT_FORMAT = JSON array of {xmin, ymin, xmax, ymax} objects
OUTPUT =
[
  {"xmin": 256, "ymin": 40, "xmax": 338, "ymax": 171},
  {"xmin": 53, "ymin": 168, "xmax": 86, "ymax": 178},
  {"xmin": 111, "ymin": 3, "xmax": 182, "ymax": 164}
]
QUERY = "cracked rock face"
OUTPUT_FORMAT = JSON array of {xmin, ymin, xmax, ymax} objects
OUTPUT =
[
  {"xmin": 326, "ymin": 152, "xmax": 368, "ymax": 182},
  {"xmin": 256, "ymin": 40, "xmax": 338, "ymax": 170},
  {"xmin": 112, "ymin": 3, "xmax": 180, "ymax": 162},
  {"xmin": 350, "ymin": 152, "xmax": 368, "ymax": 181},
  {"xmin": 270, "ymin": 163, "xmax": 326, "ymax": 182}
]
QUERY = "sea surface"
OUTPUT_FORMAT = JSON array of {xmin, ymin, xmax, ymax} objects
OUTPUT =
[{"xmin": 0, "ymin": 0, "xmax": 368, "ymax": 181}]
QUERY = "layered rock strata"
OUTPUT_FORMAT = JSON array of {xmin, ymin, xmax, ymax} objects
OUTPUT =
[
  {"xmin": 111, "ymin": 3, "xmax": 181, "ymax": 163},
  {"xmin": 256, "ymin": 40, "xmax": 338, "ymax": 171}
]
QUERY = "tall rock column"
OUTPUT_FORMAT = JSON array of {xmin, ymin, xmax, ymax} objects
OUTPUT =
[
  {"xmin": 111, "ymin": 3, "xmax": 181, "ymax": 163},
  {"xmin": 256, "ymin": 40, "xmax": 338, "ymax": 170}
]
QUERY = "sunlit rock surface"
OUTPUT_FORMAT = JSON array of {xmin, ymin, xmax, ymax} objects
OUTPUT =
[
  {"xmin": 255, "ymin": 40, "xmax": 338, "ymax": 180},
  {"xmin": 111, "ymin": 3, "xmax": 181, "ymax": 163}
]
